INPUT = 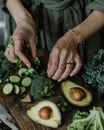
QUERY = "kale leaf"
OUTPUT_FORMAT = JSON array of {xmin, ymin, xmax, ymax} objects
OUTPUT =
[{"xmin": 82, "ymin": 49, "xmax": 104, "ymax": 96}]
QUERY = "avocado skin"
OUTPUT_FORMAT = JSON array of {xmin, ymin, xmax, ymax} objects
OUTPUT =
[
  {"xmin": 61, "ymin": 80, "xmax": 93, "ymax": 107},
  {"xmin": 27, "ymin": 100, "xmax": 62, "ymax": 128}
]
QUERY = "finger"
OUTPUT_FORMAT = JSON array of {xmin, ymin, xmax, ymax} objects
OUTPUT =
[
  {"xmin": 47, "ymin": 47, "xmax": 60, "ymax": 78},
  {"xmin": 56, "ymin": 53, "xmax": 74, "ymax": 81},
  {"xmin": 29, "ymin": 36, "xmax": 38, "ymax": 58},
  {"xmin": 14, "ymin": 39, "xmax": 31, "ymax": 66},
  {"xmin": 4, "ymin": 45, "xmax": 16, "ymax": 63},
  {"xmin": 8, "ymin": 44, "xmax": 16, "ymax": 63},
  {"xmin": 70, "ymin": 55, "xmax": 82, "ymax": 76},
  {"xmin": 58, "ymin": 63, "xmax": 74, "ymax": 82},
  {"xmin": 47, "ymin": 53, "xmax": 52, "ymax": 74},
  {"xmin": 52, "ymin": 49, "xmax": 68, "ymax": 80},
  {"xmin": 4, "ymin": 47, "xmax": 11, "ymax": 62}
]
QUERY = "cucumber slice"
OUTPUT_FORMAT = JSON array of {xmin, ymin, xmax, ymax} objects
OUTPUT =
[
  {"xmin": 18, "ymin": 68, "xmax": 28, "ymax": 77},
  {"xmin": 9, "ymin": 75, "xmax": 20, "ymax": 83},
  {"xmin": 20, "ymin": 87, "xmax": 26, "ymax": 94},
  {"xmin": 3, "ymin": 83, "xmax": 13, "ymax": 95},
  {"xmin": 21, "ymin": 77, "xmax": 32, "ymax": 87},
  {"xmin": 14, "ymin": 85, "xmax": 20, "ymax": 95}
]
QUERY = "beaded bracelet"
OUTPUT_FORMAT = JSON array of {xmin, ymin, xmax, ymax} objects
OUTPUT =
[{"xmin": 70, "ymin": 29, "xmax": 85, "ymax": 46}]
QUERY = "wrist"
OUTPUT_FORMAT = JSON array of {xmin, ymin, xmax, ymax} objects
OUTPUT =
[
  {"xmin": 6, "ymin": 0, "xmax": 33, "ymax": 24},
  {"xmin": 15, "ymin": 13, "xmax": 33, "ymax": 25},
  {"xmin": 66, "ymin": 29, "xmax": 85, "ymax": 46}
]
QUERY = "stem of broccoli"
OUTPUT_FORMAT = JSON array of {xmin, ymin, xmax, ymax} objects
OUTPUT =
[
  {"xmin": 93, "ymin": 113, "xmax": 98, "ymax": 130},
  {"xmin": 97, "ymin": 112, "xmax": 104, "ymax": 130},
  {"xmin": 85, "ymin": 114, "xmax": 95, "ymax": 130}
]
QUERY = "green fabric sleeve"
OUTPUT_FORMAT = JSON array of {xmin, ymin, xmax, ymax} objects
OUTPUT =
[
  {"xmin": 0, "ymin": 0, "xmax": 9, "ymax": 13},
  {"xmin": 0, "ymin": 0, "xmax": 6, "ymax": 8},
  {"xmin": 0, "ymin": 0, "xmax": 31, "ymax": 47},
  {"xmin": 86, "ymin": 0, "xmax": 104, "ymax": 15},
  {"xmin": 0, "ymin": 0, "xmax": 31, "ymax": 13}
]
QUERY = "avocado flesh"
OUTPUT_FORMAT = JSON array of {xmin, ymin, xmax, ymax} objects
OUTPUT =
[
  {"xmin": 27, "ymin": 100, "xmax": 61, "ymax": 128},
  {"xmin": 61, "ymin": 80, "xmax": 93, "ymax": 107}
]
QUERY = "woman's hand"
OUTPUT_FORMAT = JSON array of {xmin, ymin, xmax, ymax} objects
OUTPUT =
[
  {"xmin": 5, "ymin": 19, "xmax": 37, "ymax": 66},
  {"xmin": 47, "ymin": 31, "xmax": 83, "ymax": 82}
]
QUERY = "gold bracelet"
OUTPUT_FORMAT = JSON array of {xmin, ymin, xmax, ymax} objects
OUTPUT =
[{"xmin": 70, "ymin": 29, "xmax": 85, "ymax": 45}]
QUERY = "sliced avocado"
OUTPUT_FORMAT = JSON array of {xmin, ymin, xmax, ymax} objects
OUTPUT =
[
  {"xmin": 61, "ymin": 80, "xmax": 93, "ymax": 107},
  {"xmin": 27, "ymin": 100, "xmax": 61, "ymax": 128}
]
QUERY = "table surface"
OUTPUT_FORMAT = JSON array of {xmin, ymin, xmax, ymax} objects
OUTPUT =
[
  {"xmin": 0, "ymin": 75, "xmax": 104, "ymax": 130},
  {"xmin": 0, "ymin": 46, "xmax": 104, "ymax": 130}
]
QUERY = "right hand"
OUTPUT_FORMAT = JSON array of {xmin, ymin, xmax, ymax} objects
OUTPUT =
[{"xmin": 5, "ymin": 19, "xmax": 38, "ymax": 66}]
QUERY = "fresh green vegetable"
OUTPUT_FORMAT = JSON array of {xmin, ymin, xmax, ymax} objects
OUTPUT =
[
  {"xmin": 0, "ymin": 51, "xmax": 18, "ymax": 82},
  {"xmin": 3, "ymin": 83, "xmax": 14, "ymax": 95},
  {"xmin": 9, "ymin": 38, "xmax": 14, "ymax": 46},
  {"xmin": 21, "ymin": 77, "xmax": 32, "ymax": 87},
  {"xmin": 18, "ymin": 67, "xmax": 28, "ymax": 77},
  {"xmin": 14, "ymin": 85, "xmax": 20, "ymax": 95},
  {"xmin": 0, "ymin": 45, "xmax": 54, "ymax": 99},
  {"xmin": 20, "ymin": 86, "xmax": 26, "ymax": 95},
  {"xmin": 2, "ymin": 67, "xmax": 34, "ymax": 95},
  {"xmin": 9, "ymin": 75, "xmax": 20, "ymax": 84},
  {"xmin": 27, "ymin": 100, "xmax": 62, "ymax": 128},
  {"xmin": 67, "ymin": 107, "xmax": 104, "ymax": 130},
  {"xmin": 30, "ymin": 73, "xmax": 54, "ymax": 100},
  {"xmin": 82, "ymin": 49, "xmax": 104, "ymax": 97}
]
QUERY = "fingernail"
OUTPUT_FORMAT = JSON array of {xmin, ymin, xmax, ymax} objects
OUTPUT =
[
  {"xmin": 70, "ymin": 73, "xmax": 74, "ymax": 77},
  {"xmin": 48, "ymin": 74, "xmax": 51, "ymax": 78},
  {"xmin": 58, "ymin": 78, "xmax": 62, "ymax": 82},
  {"xmin": 26, "ymin": 64, "xmax": 31, "ymax": 68}
]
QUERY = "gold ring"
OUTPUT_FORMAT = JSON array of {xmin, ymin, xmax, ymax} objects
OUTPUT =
[{"xmin": 66, "ymin": 60, "xmax": 74, "ymax": 65}]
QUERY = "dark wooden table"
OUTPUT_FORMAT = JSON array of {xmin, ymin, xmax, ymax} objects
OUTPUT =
[
  {"xmin": 0, "ymin": 46, "xmax": 104, "ymax": 130},
  {"xmin": 0, "ymin": 76, "xmax": 104, "ymax": 130}
]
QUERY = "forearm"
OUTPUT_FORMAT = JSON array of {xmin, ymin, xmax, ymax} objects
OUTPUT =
[
  {"xmin": 73, "ymin": 10, "xmax": 104, "ymax": 44},
  {"xmin": 6, "ymin": 0, "xmax": 33, "ymax": 24}
]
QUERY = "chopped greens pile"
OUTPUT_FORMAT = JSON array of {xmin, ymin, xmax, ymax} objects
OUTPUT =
[
  {"xmin": 67, "ymin": 107, "xmax": 104, "ymax": 130},
  {"xmin": 82, "ymin": 49, "xmax": 104, "ymax": 96}
]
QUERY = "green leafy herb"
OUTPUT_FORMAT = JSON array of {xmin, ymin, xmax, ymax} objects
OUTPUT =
[{"xmin": 67, "ymin": 107, "xmax": 104, "ymax": 130}]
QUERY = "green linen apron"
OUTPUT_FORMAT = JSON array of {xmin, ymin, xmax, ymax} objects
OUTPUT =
[
  {"xmin": 30, "ymin": 0, "xmax": 104, "ymax": 63},
  {"xmin": 0, "ymin": 0, "xmax": 104, "ymax": 63},
  {"xmin": 30, "ymin": 0, "xmax": 83, "ymax": 50}
]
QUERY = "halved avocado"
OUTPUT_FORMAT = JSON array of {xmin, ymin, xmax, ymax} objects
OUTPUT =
[
  {"xmin": 27, "ymin": 100, "xmax": 61, "ymax": 128},
  {"xmin": 61, "ymin": 80, "xmax": 93, "ymax": 107}
]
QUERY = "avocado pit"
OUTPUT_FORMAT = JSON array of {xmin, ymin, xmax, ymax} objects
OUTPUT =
[
  {"xmin": 69, "ymin": 87, "xmax": 86, "ymax": 101},
  {"xmin": 39, "ymin": 106, "xmax": 53, "ymax": 120}
]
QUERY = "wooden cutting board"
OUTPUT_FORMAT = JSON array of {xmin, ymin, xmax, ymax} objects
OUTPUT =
[
  {"xmin": 0, "ymin": 75, "xmax": 103, "ymax": 130},
  {"xmin": 0, "ymin": 47, "xmax": 103, "ymax": 130}
]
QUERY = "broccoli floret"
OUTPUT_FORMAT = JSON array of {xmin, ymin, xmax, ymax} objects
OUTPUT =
[{"xmin": 30, "ymin": 73, "xmax": 54, "ymax": 99}]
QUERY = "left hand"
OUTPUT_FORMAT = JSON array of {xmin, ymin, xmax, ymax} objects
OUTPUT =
[{"xmin": 47, "ymin": 31, "xmax": 83, "ymax": 82}]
